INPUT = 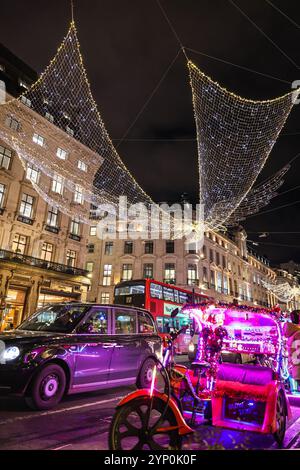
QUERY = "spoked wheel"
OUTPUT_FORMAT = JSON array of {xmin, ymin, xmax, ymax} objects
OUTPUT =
[
  {"xmin": 273, "ymin": 391, "xmax": 286, "ymax": 447},
  {"xmin": 109, "ymin": 396, "xmax": 182, "ymax": 450}
]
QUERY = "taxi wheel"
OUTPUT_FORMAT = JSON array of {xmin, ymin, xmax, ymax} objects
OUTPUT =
[
  {"xmin": 137, "ymin": 358, "xmax": 156, "ymax": 389},
  {"xmin": 26, "ymin": 364, "xmax": 66, "ymax": 410}
]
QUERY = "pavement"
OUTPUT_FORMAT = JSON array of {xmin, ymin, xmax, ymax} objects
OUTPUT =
[{"xmin": 1, "ymin": 386, "xmax": 300, "ymax": 450}]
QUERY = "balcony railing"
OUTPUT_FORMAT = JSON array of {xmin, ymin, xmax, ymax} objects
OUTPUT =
[
  {"xmin": 45, "ymin": 224, "xmax": 60, "ymax": 234},
  {"xmin": 17, "ymin": 215, "xmax": 34, "ymax": 225},
  {"xmin": 164, "ymin": 278, "xmax": 176, "ymax": 285},
  {"xmin": 69, "ymin": 233, "xmax": 81, "ymax": 242},
  {"xmin": 0, "ymin": 249, "xmax": 88, "ymax": 276}
]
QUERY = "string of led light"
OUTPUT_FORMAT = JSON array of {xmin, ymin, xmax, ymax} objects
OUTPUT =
[
  {"xmin": 262, "ymin": 279, "xmax": 300, "ymax": 303},
  {"xmin": 188, "ymin": 60, "xmax": 298, "ymax": 230},
  {"xmin": 0, "ymin": 21, "xmax": 156, "ymax": 225},
  {"xmin": 225, "ymin": 164, "xmax": 290, "ymax": 225}
]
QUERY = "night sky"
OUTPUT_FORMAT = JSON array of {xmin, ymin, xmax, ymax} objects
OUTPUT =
[{"xmin": 1, "ymin": 0, "xmax": 299, "ymax": 264}]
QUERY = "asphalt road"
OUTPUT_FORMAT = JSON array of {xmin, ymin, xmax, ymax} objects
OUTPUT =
[{"xmin": 1, "ymin": 387, "xmax": 300, "ymax": 450}]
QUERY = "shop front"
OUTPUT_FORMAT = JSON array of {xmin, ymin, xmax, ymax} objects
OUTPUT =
[{"xmin": 0, "ymin": 287, "xmax": 26, "ymax": 331}]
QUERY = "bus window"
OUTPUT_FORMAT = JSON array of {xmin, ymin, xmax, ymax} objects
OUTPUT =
[
  {"xmin": 115, "ymin": 284, "xmax": 145, "ymax": 296},
  {"xmin": 150, "ymin": 283, "xmax": 163, "ymax": 299},
  {"xmin": 179, "ymin": 291, "xmax": 188, "ymax": 304},
  {"xmin": 157, "ymin": 316, "xmax": 171, "ymax": 334},
  {"xmin": 163, "ymin": 287, "xmax": 174, "ymax": 302},
  {"xmin": 173, "ymin": 289, "xmax": 179, "ymax": 303}
]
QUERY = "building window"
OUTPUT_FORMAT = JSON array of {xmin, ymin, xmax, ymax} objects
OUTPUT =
[
  {"xmin": 19, "ymin": 193, "xmax": 34, "ymax": 218},
  {"xmin": 202, "ymin": 246, "xmax": 207, "ymax": 259},
  {"xmin": 101, "ymin": 292, "xmax": 110, "ymax": 304},
  {"xmin": 210, "ymin": 270, "xmax": 215, "ymax": 289},
  {"xmin": 164, "ymin": 263, "xmax": 175, "ymax": 284},
  {"xmin": 56, "ymin": 147, "xmax": 67, "ymax": 160},
  {"xmin": 20, "ymin": 95, "xmax": 31, "ymax": 107},
  {"xmin": 0, "ymin": 183, "xmax": 6, "ymax": 208},
  {"xmin": 144, "ymin": 241, "xmax": 153, "ymax": 254},
  {"xmin": 217, "ymin": 271, "xmax": 222, "ymax": 293},
  {"xmin": 5, "ymin": 115, "xmax": 21, "ymax": 131},
  {"xmin": 66, "ymin": 126, "xmax": 74, "ymax": 137},
  {"xmin": 124, "ymin": 241, "xmax": 133, "ymax": 254},
  {"xmin": 103, "ymin": 264, "xmax": 112, "ymax": 286},
  {"xmin": 74, "ymin": 185, "xmax": 83, "ymax": 204},
  {"xmin": 78, "ymin": 160, "xmax": 87, "ymax": 172},
  {"xmin": 90, "ymin": 226, "xmax": 97, "ymax": 236},
  {"xmin": 45, "ymin": 112, "xmax": 54, "ymax": 123},
  {"xmin": 143, "ymin": 263, "xmax": 153, "ymax": 279},
  {"xmin": 41, "ymin": 242, "xmax": 53, "ymax": 262},
  {"xmin": 209, "ymin": 249, "xmax": 214, "ymax": 263},
  {"xmin": 12, "ymin": 234, "xmax": 27, "ymax": 254},
  {"xmin": 47, "ymin": 206, "xmax": 59, "ymax": 227},
  {"xmin": 222, "ymin": 256, "xmax": 227, "ymax": 269},
  {"xmin": 104, "ymin": 241, "xmax": 113, "ymax": 255},
  {"xmin": 0, "ymin": 145, "xmax": 12, "ymax": 170},
  {"xmin": 19, "ymin": 79, "xmax": 29, "ymax": 89},
  {"xmin": 26, "ymin": 163, "xmax": 40, "ymax": 183},
  {"xmin": 187, "ymin": 264, "xmax": 197, "ymax": 285},
  {"xmin": 32, "ymin": 133, "xmax": 45, "ymax": 147},
  {"xmin": 166, "ymin": 240, "xmax": 174, "ymax": 253},
  {"xmin": 203, "ymin": 266, "xmax": 208, "ymax": 283},
  {"xmin": 70, "ymin": 219, "xmax": 80, "ymax": 236},
  {"xmin": 52, "ymin": 174, "xmax": 64, "ymax": 194},
  {"xmin": 216, "ymin": 252, "xmax": 220, "ymax": 266},
  {"xmin": 86, "ymin": 262, "xmax": 94, "ymax": 272},
  {"xmin": 87, "ymin": 243, "xmax": 94, "ymax": 253},
  {"xmin": 66, "ymin": 249, "xmax": 76, "ymax": 267},
  {"xmin": 122, "ymin": 264, "xmax": 133, "ymax": 281}
]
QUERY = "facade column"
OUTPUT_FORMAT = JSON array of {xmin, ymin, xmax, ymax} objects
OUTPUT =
[
  {"xmin": 0, "ymin": 269, "xmax": 14, "ymax": 327},
  {"xmin": 22, "ymin": 275, "xmax": 43, "ymax": 320}
]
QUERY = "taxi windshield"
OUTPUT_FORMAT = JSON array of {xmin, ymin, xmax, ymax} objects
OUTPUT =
[{"xmin": 18, "ymin": 304, "xmax": 88, "ymax": 332}]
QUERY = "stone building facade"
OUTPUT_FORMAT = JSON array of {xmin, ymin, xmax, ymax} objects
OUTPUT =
[{"xmin": 85, "ymin": 225, "xmax": 278, "ymax": 309}]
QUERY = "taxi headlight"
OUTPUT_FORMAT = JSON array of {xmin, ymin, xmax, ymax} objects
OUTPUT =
[
  {"xmin": 3, "ymin": 346, "xmax": 20, "ymax": 361},
  {"xmin": 188, "ymin": 343, "xmax": 195, "ymax": 353}
]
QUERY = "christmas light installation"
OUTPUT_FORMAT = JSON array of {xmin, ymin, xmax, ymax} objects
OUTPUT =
[
  {"xmin": 262, "ymin": 279, "xmax": 300, "ymax": 303},
  {"xmin": 188, "ymin": 60, "xmax": 299, "ymax": 230},
  {"xmin": 0, "ymin": 21, "xmax": 154, "ymax": 224},
  {"xmin": 225, "ymin": 164, "xmax": 290, "ymax": 226}
]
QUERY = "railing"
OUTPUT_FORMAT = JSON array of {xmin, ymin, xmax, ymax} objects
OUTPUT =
[
  {"xmin": 0, "ymin": 249, "xmax": 88, "ymax": 276},
  {"xmin": 45, "ymin": 224, "xmax": 60, "ymax": 234},
  {"xmin": 69, "ymin": 233, "xmax": 81, "ymax": 241},
  {"xmin": 187, "ymin": 278, "xmax": 199, "ymax": 286},
  {"xmin": 163, "ymin": 278, "xmax": 176, "ymax": 285},
  {"xmin": 17, "ymin": 215, "xmax": 34, "ymax": 225}
]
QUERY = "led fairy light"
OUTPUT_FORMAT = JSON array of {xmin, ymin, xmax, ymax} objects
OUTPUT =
[
  {"xmin": 0, "ymin": 21, "xmax": 155, "ymax": 225},
  {"xmin": 188, "ymin": 60, "xmax": 299, "ymax": 230},
  {"xmin": 262, "ymin": 279, "xmax": 300, "ymax": 303},
  {"xmin": 225, "ymin": 164, "xmax": 290, "ymax": 225}
]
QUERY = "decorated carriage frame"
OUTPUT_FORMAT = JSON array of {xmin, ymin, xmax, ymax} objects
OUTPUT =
[{"xmin": 182, "ymin": 301, "xmax": 290, "ymax": 438}]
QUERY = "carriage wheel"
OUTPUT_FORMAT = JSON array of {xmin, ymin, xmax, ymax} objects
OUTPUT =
[
  {"xmin": 273, "ymin": 391, "xmax": 286, "ymax": 447},
  {"xmin": 109, "ymin": 396, "xmax": 182, "ymax": 450}
]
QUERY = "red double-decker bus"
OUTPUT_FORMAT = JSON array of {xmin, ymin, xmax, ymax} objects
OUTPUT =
[{"xmin": 113, "ymin": 279, "xmax": 209, "ymax": 353}]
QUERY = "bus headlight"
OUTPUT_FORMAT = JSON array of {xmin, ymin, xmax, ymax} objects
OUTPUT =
[
  {"xmin": 188, "ymin": 343, "xmax": 195, "ymax": 353},
  {"xmin": 3, "ymin": 346, "xmax": 20, "ymax": 361}
]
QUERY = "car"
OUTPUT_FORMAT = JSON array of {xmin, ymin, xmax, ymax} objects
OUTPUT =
[{"xmin": 0, "ymin": 303, "xmax": 162, "ymax": 410}]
